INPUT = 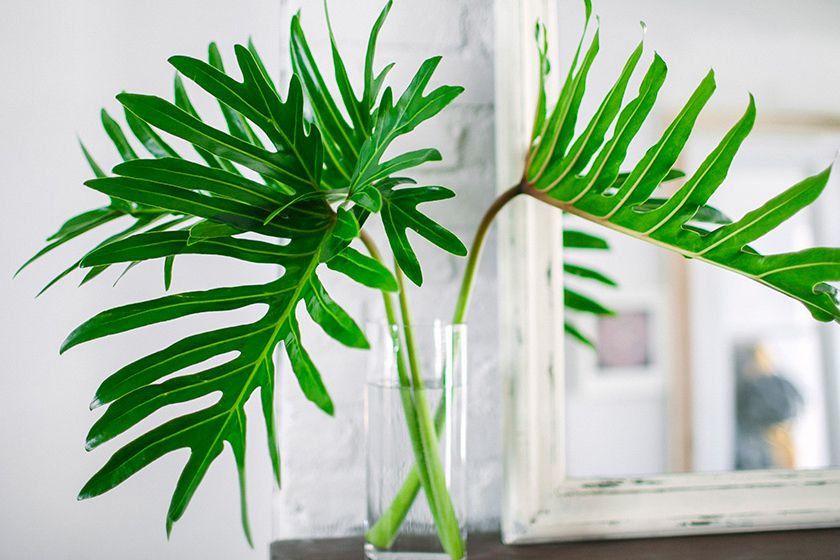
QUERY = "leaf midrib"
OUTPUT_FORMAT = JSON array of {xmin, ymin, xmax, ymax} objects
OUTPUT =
[{"xmin": 526, "ymin": 183, "xmax": 834, "ymax": 318}]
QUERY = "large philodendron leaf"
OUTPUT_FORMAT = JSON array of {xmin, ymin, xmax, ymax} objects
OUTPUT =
[
  {"xmin": 523, "ymin": 5, "xmax": 840, "ymax": 323},
  {"xmin": 67, "ymin": 233, "xmax": 340, "ymax": 543},
  {"xmin": 290, "ymin": 3, "xmax": 465, "ymax": 284},
  {"xmin": 22, "ymin": 0, "xmax": 463, "ymax": 540},
  {"xmin": 67, "ymin": 151, "xmax": 357, "ymax": 542}
]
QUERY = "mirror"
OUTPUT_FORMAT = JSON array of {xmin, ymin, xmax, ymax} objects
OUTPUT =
[{"xmin": 563, "ymin": 128, "xmax": 840, "ymax": 479}]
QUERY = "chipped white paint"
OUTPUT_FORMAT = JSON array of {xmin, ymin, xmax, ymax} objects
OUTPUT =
[
  {"xmin": 512, "ymin": 469, "xmax": 840, "ymax": 542},
  {"xmin": 494, "ymin": 0, "xmax": 566, "ymax": 545}
]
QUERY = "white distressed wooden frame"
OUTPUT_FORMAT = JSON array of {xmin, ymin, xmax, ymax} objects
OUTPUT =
[
  {"xmin": 496, "ymin": 0, "xmax": 840, "ymax": 545},
  {"xmin": 495, "ymin": 0, "xmax": 566, "ymax": 544}
]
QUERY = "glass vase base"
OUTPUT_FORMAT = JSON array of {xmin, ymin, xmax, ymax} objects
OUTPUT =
[{"xmin": 364, "ymin": 545, "xmax": 459, "ymax": 560}]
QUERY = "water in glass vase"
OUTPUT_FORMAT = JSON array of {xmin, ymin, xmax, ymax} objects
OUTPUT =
[{"xmin": 364, "ymin": 322, "xmax": 467, "ymax": 560}]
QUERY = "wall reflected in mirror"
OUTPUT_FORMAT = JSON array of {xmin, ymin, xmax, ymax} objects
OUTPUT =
[{"xmin": 564, "ymin": 127, "xmax": 840, "ymax": 479}]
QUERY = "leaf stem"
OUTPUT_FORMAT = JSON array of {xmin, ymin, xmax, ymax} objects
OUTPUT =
[
  {"xmin": 359, "ymin": 232, "xmax": 464, "ymax": 558},
  {"xmin": 394, "ymin": 265, "xmax": 465, "ymax": 559},
  {"xmin": 364, "ymin": 184, "xmax": 523, "ymax": 549},
  {"xmin": 452, "ymin": 183, "xmax": 523, "ymax": 323}
]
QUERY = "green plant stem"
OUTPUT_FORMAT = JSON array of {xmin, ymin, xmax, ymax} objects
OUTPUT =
[
  {"xmin": 394, "ymin": 265, "xmax": 465, "ymax": 559},
  {"xmin": 359, "ymin": 233, "xmax": 464, "ymax": 559},
  {"xmin": 452, "ymin": 183, "xmax": 523, "ymax": 323},
  {"xmin": 364, "ymin": 184, "xmax": 523, "ymax": 548}
]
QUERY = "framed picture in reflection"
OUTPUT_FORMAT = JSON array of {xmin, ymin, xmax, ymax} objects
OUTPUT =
[
  {"xmin": 596, "ymin": 310, "xmax": 652, "ymax": 370},
  {"xmin": 566, "ymin": 289, "xmax": 668, "ymax": 398}
]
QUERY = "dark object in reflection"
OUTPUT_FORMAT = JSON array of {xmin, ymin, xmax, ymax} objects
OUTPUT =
[{"xmin": 735, "ymin": 343, "xmax": 803, "ymax": 470}]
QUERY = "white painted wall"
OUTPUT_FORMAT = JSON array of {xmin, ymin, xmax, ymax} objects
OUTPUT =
[{"xmin": 1, "ymin": 2, "xmax": 282, "ymax": 559}]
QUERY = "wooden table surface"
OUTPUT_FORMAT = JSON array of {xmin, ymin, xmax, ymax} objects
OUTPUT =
[{"xmin": 271, "ymin": 529, "xmax": 840, "ymax": 559}]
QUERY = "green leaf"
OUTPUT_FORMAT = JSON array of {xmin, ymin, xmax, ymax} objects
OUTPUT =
[
  {"xmin": 117, "ymin": 88, "xmax": 320, "ymax": 194},
  {"xmin": 540, "ymin": 33, "xmax": 644, "ymax": 186},
  {"xmin": 526, "ymin": 9, "xmax": 598, "ymax": 181},
  {"xmin": 304, "ymin": 275, "xmax": 368, "ymax": 349},
  {"xmin": 637, "ymin": 197, "xmax": 732, "ymax": 225},
  {"xmin": 101, "ymin": 108, "xmax": 139, "ymax": 162},
  {"xmin": 334, "ymin": 207, "xmax": 360, "ymax": 241},
  {"xmin": 381, "ymin": 186, "xmax": 467, "ymax": 286},
  {"xmin": 15, "ymin": 209, "xmax": 121, "ymax": 277},
  {"xmin": 363, "ymin": 1, "xmax": 394, "ymax": 115},
  {"xmin": 609, "ymin": 168, "xmax": 685, "ymax": 193},
  {"xmin": 290, "ymin": 11, "xmax": 360, "ymax": 181},
  {"xmin": 564, "ymin": 263, "xmax": 617, "ymax": 287},
  {"xmin": 79, "ymin": 139, "xmax": 134, "ymax": 213},
  {"xmin": 163, "ymin": 256, "xmax": 174, "ymax": 290},
  {"xmin": 324, "ymin": 1, "xmax": 367, "ymax": 137},
  {"xmin": 524, "ymin": 6, "xmax": 840, "ymax": 322},
  {"xmin": 564, "ymin": 229, "xmax": 609, "ymax": 250},
  {"xmin": 564, "ymin": 321, "xmax": 595, "ymax": 349},
  {"xmin": 173, "ymin": 74, "xmax": 237, "ymax": 173},
  {"xmin": 529, "ymin": 21, "xmax": 550, "ymax": 146},
  {"xmin": 79, "ymin": 140, "xmax": 107, "ymax": 178},
  {"xmin": 565, "ymin": 288, "xmax": 615, "ymax": 316},
  {"xmin": 246, "ymin": 38, "xmax": 279, "ymax": 96},
  {"xmin": 80, "ymin": 231, "xmax": 318, "ymax": 268},
  {"xmin": 350, "ymin": 185, "xmax": 382, "ymax": 213},
  {"xmin": 112, "ymin": 158, "xmax": 289, "ymax": 208},
  {"xmin": 47, "ymin": 208, "xmax": 119, "ymax": 242},
  {"xmin": 124, "ymin": 106, "xmax": 180, "ymax": 159},
  {"xmin": 349, "ymin": 57, "xmax": 463, "ymax": 199},
  {"xmin": 327, "ymin": 246, "xmax": 398, "ymax": 292},
  {"xmin": 207, "ymin": 42, "xmax": 262, "ymax": 145},
  {"xmin": 188, "ymin": 220, "xmax": 242, "ymax": 245},
  {"xmin": 169, "ymin": 46, "xmax": 324, "ymax": 192},
  {"xmin": 72, "ymin": 229, "xmax": 339, "ymax": 536},
  {"xmin": 68, "ymin": 215, "xmax": 172, "ymax": 292}
]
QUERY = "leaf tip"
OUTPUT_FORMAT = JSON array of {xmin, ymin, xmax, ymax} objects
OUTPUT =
[
  {"xmin": 12, "ymin": 263, "xmax": 26, "ymax": 279},
  {"xmin": 706, "ymin": 67, "xmax": 717, "ymax": 83},
  {"xmin": 59, "ymin": 333, "xmax": 79, "ymax": 355},
  {"xmin": 168, "ymin": 54, "xmax": 190, "ymax": 70}
]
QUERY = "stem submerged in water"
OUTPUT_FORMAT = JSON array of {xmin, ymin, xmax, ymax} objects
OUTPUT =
[
  {"xmin": 363, "ymin": 184, "xmax": 522, "ymax": 552},
  {"xmin": 360, "ymin": 233, "xmax": 465, "ymax": 559},
  {"xmin": 395, "ymin": 267, "xmax": 465, "ymax": 559}
]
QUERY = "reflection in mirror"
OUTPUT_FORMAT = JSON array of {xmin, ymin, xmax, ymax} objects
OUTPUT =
[{"xmin": 564, "ymin": 128, "xmax": 840, "ymax": 479}]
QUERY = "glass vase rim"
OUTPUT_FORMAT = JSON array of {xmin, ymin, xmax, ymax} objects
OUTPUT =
[{"xmin": 365, "ymin": 319, "xmax": 467, "ymax": 329}]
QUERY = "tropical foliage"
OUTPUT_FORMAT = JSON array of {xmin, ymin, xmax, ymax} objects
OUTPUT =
[
  {"xmin": 522, "ymin": 5, "xmax": 839, "ymax": 324},
  {"xmin": 19, "ymin": 0, "xmax": 838, "ymax": 557},
  {"xmin": 20, "ymin": 1, "xmax": 468, "ymax": 547}
]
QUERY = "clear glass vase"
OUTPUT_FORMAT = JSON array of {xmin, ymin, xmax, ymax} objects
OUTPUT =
[{"xmin": 364, "ymin": 321, "xmax": 468, "ymax": 560}]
